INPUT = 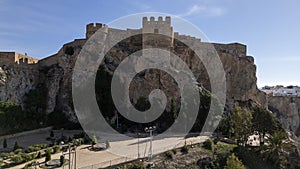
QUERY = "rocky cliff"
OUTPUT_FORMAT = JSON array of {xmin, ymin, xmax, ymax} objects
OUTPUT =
[
  {"xmin": 0, "ymin": 37, "xmax": 267, "ymax": 120},
  {"xmin": 268, "ymin": 96, "xmax": 300, "ymax": 139},
  {"xmin": 0, "ymin": 65, "xmax": 38, "ymax": 105},
  {"xmin": 0, "ymin": 25, "xmax": 270, "ymax": 130}
]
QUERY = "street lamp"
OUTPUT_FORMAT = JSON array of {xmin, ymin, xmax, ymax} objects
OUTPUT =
[
  {"xmin": 60, "ymin": 139, "xmax": 79, "ymax": 169},
  {"xmin": 145, "ymin": 126, "xmax": 156, "ymax": 161},
  {"xmin": 137, "ymin": 133, "xmax": 141, "ymax": 159}
]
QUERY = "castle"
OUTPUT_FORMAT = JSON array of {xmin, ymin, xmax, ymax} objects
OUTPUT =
[
  {"xmin": 1, "ymin": 16, "xmax": 299, "ymax": 142},
  {"xmin": 0, "ymin": 16, "xmax": 248, "ymax": 69},
  {"xmin": 0, "ymin": 16, "xmax": 259, "ymax": 119}
]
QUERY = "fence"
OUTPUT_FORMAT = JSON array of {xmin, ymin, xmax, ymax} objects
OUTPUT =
[
  {"xmin": 78, "ymin": 136, "xmax": 208, "ymax": 169},
  {"xmin": 78, "ymin": 155, "xmax": 137, "ymax": 169}
]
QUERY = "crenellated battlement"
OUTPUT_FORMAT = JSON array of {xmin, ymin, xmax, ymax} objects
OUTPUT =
[
  {"xmin": 142, "ymin": 16, "xmax": 171, "ymax": 26},
  {"xmin": 142, "ymin": 16, "xmax": 174, "ymax": 48},
  {"xmin": 86, "ymin": 22, "xmax": 108, "ymax": 39}
]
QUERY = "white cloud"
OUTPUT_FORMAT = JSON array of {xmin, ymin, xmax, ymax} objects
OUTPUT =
[{"xmin": 180, "ymin": 4, "xmax": 225, "ymax": 17}]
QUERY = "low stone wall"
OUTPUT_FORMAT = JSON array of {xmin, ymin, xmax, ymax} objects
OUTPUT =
[{"xmin": 0, "ymin": 126, "xmax": 53, "ymax": 141}]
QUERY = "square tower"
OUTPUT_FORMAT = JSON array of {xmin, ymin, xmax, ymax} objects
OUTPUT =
[{"xmin": 142, "ymin": 16, "xmax": 174, "ymax": 50}]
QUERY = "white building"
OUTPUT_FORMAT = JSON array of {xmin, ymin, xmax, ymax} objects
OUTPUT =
[{"xmin": 261, "ymin": 86, "xmax": 300, "ymax": 97}]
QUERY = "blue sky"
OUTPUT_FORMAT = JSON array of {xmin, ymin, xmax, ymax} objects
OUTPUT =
[{"xmin": 0, "ymin": 0, "xmax": 299, "ymax": 87}]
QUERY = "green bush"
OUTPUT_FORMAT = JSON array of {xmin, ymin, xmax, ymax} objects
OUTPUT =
[
  {"xmin": 40, "ymin": 144, "xmax": 47, "ymax": 149},
  {"xmin": 26, "ymin": 146, "xmax": 35, "ymax": 153},
  {"xmin": 50, "ymin": 130, "xmax": 54, "ymax": 138},
  {"xmin": 127, "ymin": 161, "xmax": 145, "ymax": 169},
  {"xmin": 22, "ymin": 153, "xmax": 35, "ymax": 162},
  {"xmin": 14, "ymin": 148, "xmax": 23, "ymax": 155},
  {"xmin": 53, "ymin": 145, "xmax": 61, "ymax": 153},
  {"xmin": 60, "ymin": 155, "xmax": 65, "ymax": 166},
  {"xmin": 0, "ymin": 152, "xmax": 9, "ymax": 159},
  {"xmin": 106, "ymin": 140, "xmax": 110, "ymax": 149},
  {"xmin": 165, "ymin": 150, "xmax": 174, "ymax": 159},
  {"xmin": 3, "ymin": 138, "xmax": 7, "ymax": 148},
  {"xmin": 92, "ymin": 135, "xmax": 97, "ymax": 148},
  {"xmin": 172, "ymin": 149, "xmax": 177, "ymax": 155},
  {"xmin": 224, "ymin": 153, "xmax": 245, "ymax": 169},
  {"xmin": 37, "ymin": 152, "xmax": 42, "ymax": 158},
  {"xmin": 13, "ymin": 141, "xmax": 19, "ymax": 151},
  {"xmin": 203, "ymin": 138, "xmax": 214, "ymax": 151},
  {"xmin": 9, "ymin": 152, "xmax": 14, "ymax": 157},
  {"xmin": 33, "ymin": 143, "xmax": 47, "ymax": 150},
  {"xmin": 181, "ymin": 144, "xmax": 189, "ymax": 154},
  {"xmin": 45, "ymin": 149, "xmax": 52, "ymax": 162},
  {"xmin": 278, "ymin": 155, "xmax": 287, "ymax": 169},
  {"xmin": 77, "ymin": 138, "xmax": 84, "ymax": 145},
  {"xmin": 12, "ymin": 155, "xmax": 24, "ymax": 164},
  {"xmin": 0, "ymin": 101, "xmax": 48, "ymax": 135},
  {"xmin": 213, "ymin": 138, "xmax": 219, "ymax": 145}
]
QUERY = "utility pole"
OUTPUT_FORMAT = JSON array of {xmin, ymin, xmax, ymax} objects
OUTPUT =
[
  {"xmin": 68, "ymin": 145, "xmax": 71, "ymax": 169},
  {"xmin": 74, "ymin": 145, "xmax": 77, "ymax": 169},
  {"xmin": 137, "ymin": 133, "xmax": 141, "ymax": 158}
]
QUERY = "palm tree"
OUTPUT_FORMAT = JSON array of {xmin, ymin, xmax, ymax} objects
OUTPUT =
[{"xmin": 263, "ymin": 131, "xmax": 292, "ymax": 168}]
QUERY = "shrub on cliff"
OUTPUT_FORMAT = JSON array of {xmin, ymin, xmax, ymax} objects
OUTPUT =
[{"xmin": 224, "ymin": 153, "xmax": 245, "ymax": 169}]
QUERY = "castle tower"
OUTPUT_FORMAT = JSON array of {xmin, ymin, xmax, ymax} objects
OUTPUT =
[
  {"xmin": 86, "ymin": 23, "xmax": 108, "ymax": 39},
  {"xmin": 142, "ymin": 16, "xmax": 174, "ymax": 50}
]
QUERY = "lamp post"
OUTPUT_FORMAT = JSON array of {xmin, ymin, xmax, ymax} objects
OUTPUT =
[
  {"xmin": 137, "ymin": 133, "xmax": 141, "ymax": 159},
  {"xmin": 145, "ymin": 126, "xmax": 156, "ymax": 161},
  {"xmin": 60, "ymin": 140, "xmax": 79, "ymax": 169}
]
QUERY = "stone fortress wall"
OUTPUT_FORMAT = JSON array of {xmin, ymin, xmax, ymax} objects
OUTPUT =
[
  {"xmin": 0, "ymin": 52, "xmax": 38, "ymax": 66},
  {"xmin": 0, "ymin": 16, "xmax": 251, "ymax": 70}
]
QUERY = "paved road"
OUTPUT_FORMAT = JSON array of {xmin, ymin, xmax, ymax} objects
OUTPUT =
[{"xmin": 10, "ymin": 135, "xmax": 208, "ymax": 169}]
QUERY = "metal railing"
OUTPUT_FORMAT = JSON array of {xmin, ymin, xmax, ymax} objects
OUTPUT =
[{"xmin": 78, "ymin": 155, "xmax": 136, "ymax": 169}]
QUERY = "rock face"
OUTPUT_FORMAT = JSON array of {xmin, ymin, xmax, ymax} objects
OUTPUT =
[
  {"xmin": 0, "ymin": 65, "xmax": 38, "ymax": 106},
  {"xmin": 0, "ymin": 20, "xmax": 269, "ymax": 126},
  {"xmin": 268, "ymin": 96, "xmax": 300, "ymax": 139}
]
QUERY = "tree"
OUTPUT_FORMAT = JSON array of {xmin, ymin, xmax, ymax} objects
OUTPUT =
[
  {"xmin": 45, "ymin": 149, "xmax": 52, "ymax": 162},
  {"xmin": 216, "ymin": 113, "xmax": 231, "ymax": 137},
  {"xmin": 252, "ymin": 107, "xmax": 283, "ymax": 146},
  {"xmin": 3, "ymin": 138, "xmax": 7, "ymax": 148},
  {"xmin": 60, "ymin": 155, "xmax": 65, "ymax": 166},
  {"xmin": 13, "ymin": 141, "xmax": 19, "ymax": 151},
  {"xmin": 224, "ymin": 153, "xmax": 245, "ymax": 169},
  {"xmin": 50, "ymin": 130, "xmax": 54, "ymax": 138},
  {"xmin": 264, "ymin": 131, "xmax": 292, "ymax": 168},
  {"xmin": 92, "ymin": 135, "xmax": 97, "ymax": 149},
  {"xmin": 231, "ymin": 106, "xmax": 252, "ymax": 146},
  {"xmin": 203, "ymin": 138, "xmax": 214, "ymax": 151},
  {"xmin": 12, "ymin": 155, "xmax": 24, "ymax": 164},
  {"xmin": 106, "ymin": 140, "xmax": 110, "ymax": 149}
]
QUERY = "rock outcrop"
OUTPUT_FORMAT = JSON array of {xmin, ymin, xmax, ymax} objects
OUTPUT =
[
  {"xmin": 0, "ymin": 65, "xmax": 38, "ymax": 106},
  {"xmin": 268, "ymin": 96, "xmax": 300, "ymax": 139}
]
